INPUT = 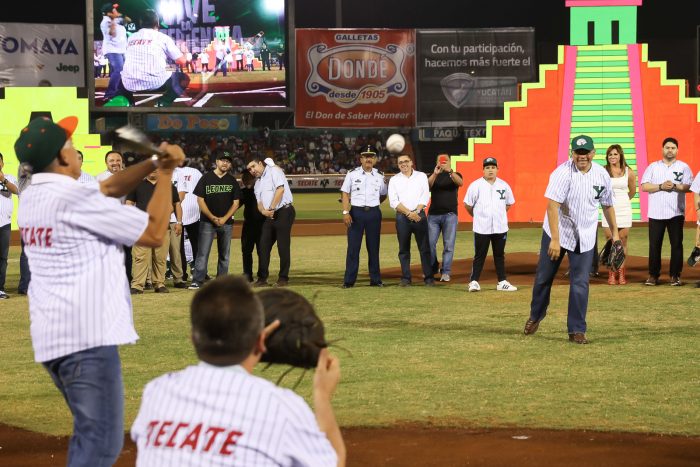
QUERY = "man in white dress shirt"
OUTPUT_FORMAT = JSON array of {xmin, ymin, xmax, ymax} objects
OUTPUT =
[
  {"xmin": 131, "ymin": 276, "xmax": 346, "ymax": 466},
  {"xmin": 464, "ymin": 157, "xmax": 516, "ymax": 292},
  {"xmin": 524, "ymin": 135, "xmax": 619, "ymax": 344},
  {"xmin": 15, "ymin": 115, "xmax": 184, "ymax": 465},
  {"xmin": 640, "ymin": 137, "xmax": 693, "ymax": 286},
  {"xmin": 0, "ymin": 152, "xmax": 18, "ymax": 299},
  {"xmin": 388, "ymin": 153, "xmax": 434, "ymax": 286}
]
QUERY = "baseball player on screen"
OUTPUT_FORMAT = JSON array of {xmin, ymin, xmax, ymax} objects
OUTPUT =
[
  {"xmin": 15, "ymin": 115, "xmax": 184, "ymax": 465},
  {"xmin": 131, "ymin": 276, "xmax": 346, "ymax": 466}
]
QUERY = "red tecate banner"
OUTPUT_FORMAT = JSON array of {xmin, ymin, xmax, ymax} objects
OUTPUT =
[{"xmin": 295, "ymin": 29, "xmax": 416, "ymax": 128}]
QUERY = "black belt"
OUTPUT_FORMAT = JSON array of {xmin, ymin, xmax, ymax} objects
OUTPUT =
[
  {"xmin": 352, "ymin": 205, "xmax": 379, "ymax": 211},
  {"xmin": 276, "ymin": 204, "xmax": 293, "ymax": 210}
]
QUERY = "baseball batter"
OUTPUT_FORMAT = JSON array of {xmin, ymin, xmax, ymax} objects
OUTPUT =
[
  {"xmin": 131, "ymin": 276, "xmax": 345, "ymax": 466},
  {"xmin": 524, "ymin": 135, "xmax": 619, "ymax": 344},
  {"xmin": 15, "ymin": 115, "xmax": 184, "ymax": 465}
]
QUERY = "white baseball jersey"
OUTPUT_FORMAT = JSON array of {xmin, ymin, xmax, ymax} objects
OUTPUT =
[
  {"xmin": 388, "ymin": 170, "xmax": 430, "ymax": 211},
  {"xmin": 18, "ymin": 173, "xmax": 148, "ymax": 362},
  {"xmin": 543, "ymin": 160, "xmax": 613, "ymax": 253},
  {"xmin": 340, "ymin": 167, "xmax": 387, "ymax": 207},
  {"xmin": 641, "ymin": 160, "xmax": 693, "ymax": 219},
  {"xmin": 78, "ymin": 170, "xmax": 97, "ymax": 185},
  {"xmin": 0, "ymin": 174, "xmax": 18, "ymax": 228},
  {"xmin": 100, "ymin": 16, "xmax": 127, "ymax": 55},
  {"xmin": 464, "ymin": 177, "xmax": 515, "ymax": 235},
  {"xmin": 131, "ymin": 363, "xmax": 337, "ymax": 467},
  {"xmin": 690, "ymin": 171, "xmax": 700, "ymax": 194},
  {"xmin": 254, "ymin": 165, "xmax": 293, "ymax": 210},
  {"xmin": 177, "ymin": 167, "xmax": 203, "ymax": 225},
  {"xmin": 95, "ymin": 169, "xmax": 112, "ymax": 182},
  {"xmin": 122, "ymin": 28, "xmax": 183, "ymax": 92}
]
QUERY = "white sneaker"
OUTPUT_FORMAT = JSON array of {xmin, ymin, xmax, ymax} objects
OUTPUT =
[
  {"xmin": 440, "ymin": 274, "xmax": 451, "ymax": 282},
  {"xmin": 497, "ymin": 280, "xmax": 518, "ymax": 291},
  {"xmin": 468, "ymin": 280, "xmax": 480, "ymax": 292}
]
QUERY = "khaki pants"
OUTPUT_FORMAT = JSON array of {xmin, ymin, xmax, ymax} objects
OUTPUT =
[
  {"xmin": 168, "ymin": 223, "xmax": 184, "ymax": 283},
  {"xmin": 131, "ymin": 239, "xmax": 169, "ymax": 290}
]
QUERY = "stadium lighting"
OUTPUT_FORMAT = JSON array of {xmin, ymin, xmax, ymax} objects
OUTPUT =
[
  {"xmin": 262, "ymin": 0, "xmax": 284, "ymax": 16},
  {"xmin": 157, "ymin": 0, "xmax": 184, "ymax": 25}
]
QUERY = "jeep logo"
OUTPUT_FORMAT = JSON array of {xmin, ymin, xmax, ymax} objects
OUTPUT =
[{"xmin": 56, "ymin": 62, "xmax": 80, "ymax": 73}]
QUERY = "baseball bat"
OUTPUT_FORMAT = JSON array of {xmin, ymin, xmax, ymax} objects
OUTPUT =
[{"xmin": 114, "ymin": 125, "xmax": 167, "ymax": 157}]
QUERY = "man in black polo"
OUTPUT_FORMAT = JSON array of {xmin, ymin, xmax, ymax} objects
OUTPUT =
[{"xmin": 189, "ymin": 152, "xmax": 241, "ymax": 290}]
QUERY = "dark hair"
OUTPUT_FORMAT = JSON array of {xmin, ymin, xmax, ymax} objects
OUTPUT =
[
  {"xmin": 140, "ymin": 9, "xmax": 160, "ymax": 29},
  {"xmin": 190, "ymin": 276, "xmax": 263, "ymax": 365},
  {"xmin": 104, "ymin": 150, "xmax": 122, "ymax": 162},
  {"xmin": 662, "ymin": 137, "xmax": 678, "ymax": 148},
  {"xmin": 604, "ymin": 144, "xmax": 629, "ymax": 175},
  {"xmin": 76, "ymin": 150, "xmax": 84, "ymax": 161},
  {"xmin": 241, "ymin": 170, "xmax": 255, "ymax": 186},
  {"xmin": 0, "ymin": 152, "xmax": 3, "ymax": 162}
]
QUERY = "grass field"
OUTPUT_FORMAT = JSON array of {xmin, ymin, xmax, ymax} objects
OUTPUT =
[
  {"xmin": 1, "ymin": 220, "xmax": 699, "ymax": 438},
  {"xmin": 291, "ymin": 192, "xmax": 396, "ymax": 220}
]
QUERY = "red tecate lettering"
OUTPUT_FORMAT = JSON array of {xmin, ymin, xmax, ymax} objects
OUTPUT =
[
  {"xmin": 145, "ymin": 420, "xmax": 160, "ymax": 446},
  {"xmin": 203, "ymin": 426, "xmax": 226, "ymax": 452},
  {"xmin": 153, "ymin": 421, "xmax": 173, "ymax": 447},
  {"xmin": 219, "ymin": 430, "xmax": 243, "ymax": 455},
  {"xmin": 166, "ymin": 422, "xmax": 190, "ymax": 447},
  {"xmin": 180, "ymin": 423, "xmax": 203, "ymax": 451}
]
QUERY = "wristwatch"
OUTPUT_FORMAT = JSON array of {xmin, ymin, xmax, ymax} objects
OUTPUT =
[{"xmin": 342, "ymin": 210, "xmax": 350, "ymax": 215}]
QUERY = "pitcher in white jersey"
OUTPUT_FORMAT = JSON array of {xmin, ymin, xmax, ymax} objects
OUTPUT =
[
  {"xmin": 132, "ymin": 276, "xmax": 346, "ymax": 466},
  {"xmin": 524, "ymin": 135, "xmax": 619, "ymax": 345},
  {"xmin": 15, "ymin": 115, "xmax": 184, "ymax": 466},
  {"xmin": 602, "ymin": 145, "xmax": 637, "ymax": 285}
]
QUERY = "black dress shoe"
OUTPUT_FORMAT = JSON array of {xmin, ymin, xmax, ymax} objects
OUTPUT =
[
  {"xmin": 369, "ymin": 281, "xmax": 384, "ymax": 287},
  {"xmin": 173, "ymin": 282, "xmax": 188, "ymax": 289},
  {"xmin": 399, "ymin": 279, "xmax": 411, "ymax": 287},
  {"xmin": 342, "ymin": 283, "xmax": 354, "ymax": 289},
  {"xmin": 253, "ymin": 280, "xmax": 269, "ymax": 288},
  {"xmin": 130, "ymin": 288, "xmax": 143, "ymax": 295}
]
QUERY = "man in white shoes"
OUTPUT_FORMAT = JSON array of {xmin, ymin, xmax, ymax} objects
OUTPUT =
[{"xmin": 464, "ymin": 157, "xmax": 517, "ymax": 292}]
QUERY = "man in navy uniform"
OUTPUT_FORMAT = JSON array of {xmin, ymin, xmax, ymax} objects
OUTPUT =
[{"xmin": 340, "ymin": 145, "xmax": 388, "ymax": 288}]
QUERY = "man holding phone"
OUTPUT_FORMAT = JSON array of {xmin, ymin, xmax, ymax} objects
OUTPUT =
[{"xmin": 427, "ymin": 154, "xmax": 463, "ymax": 282}]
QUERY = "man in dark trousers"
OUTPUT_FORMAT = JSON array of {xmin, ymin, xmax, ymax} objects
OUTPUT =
[
  {"xmin": 189, "ymin": 152, "xmax": 241, "ymax": 289},
  {"xmin": 340, "ymin": 145, "xmax": 388, "ymax": 288},
  {"xmin": 240, "ymin": 170, "xmax": 266, "ymax": 282},
  {"xmin": 246, "ymin": 158, "xmax": 295, "ymax": 287}
]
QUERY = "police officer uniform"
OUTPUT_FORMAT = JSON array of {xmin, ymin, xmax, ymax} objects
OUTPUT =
[{"xmin": 340, "ymin": 146, "xmax": 388, "ymax": 287}]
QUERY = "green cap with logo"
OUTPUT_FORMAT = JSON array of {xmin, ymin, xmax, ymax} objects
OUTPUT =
[
  {"xmin": 571, "ymin": 134, "xmax": 594, "ymax": 151},
  {"xmin": 14, "ymin": 116, "xmax": 78, "ymax": 173}
]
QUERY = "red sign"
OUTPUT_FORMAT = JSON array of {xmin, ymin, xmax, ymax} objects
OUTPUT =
[{"xmin": 295, "ymin": 29, "xmax": 416, "ymax": 128}]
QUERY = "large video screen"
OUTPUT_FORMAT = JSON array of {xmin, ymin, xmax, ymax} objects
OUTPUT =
[{"xmin": 89, "ymin": 0, "xmax": 287, "ymax": 110}]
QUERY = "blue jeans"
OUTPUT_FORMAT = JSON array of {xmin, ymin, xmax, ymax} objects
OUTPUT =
[
  {"xmin": 104, "ymin": 53, "xmax": 124, "ymax": 100},
  {"xmin": 427, "ymin": 212, "xmax": 458, "ymax": 275},
  {"xmin": 529, "ymin": 232, "xmax": 593, "ymax": 334},
  {"xmin": 43, "ymin": 346, "xmax": 124, "ymax": 467},
  {"xmin": 193, "ymin": 221, "xmax": 232, "ymax": 284}
]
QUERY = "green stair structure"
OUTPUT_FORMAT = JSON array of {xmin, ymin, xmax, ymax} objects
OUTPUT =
[{"xmin": 571, "ymin": 44, "xmax": 640, "ymax": 221}]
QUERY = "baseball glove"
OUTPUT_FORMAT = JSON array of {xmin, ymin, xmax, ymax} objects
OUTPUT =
[
  {"xmin": 600, "ymin": 239, "xmax": 625, "ymax": 272},
  {"xmin": 688, "ymin": 246, "xmax": 700, "ymax": 267},
  {"xmin": 257, "ymin": 288, "xmax": 328, "ymax": 370}
]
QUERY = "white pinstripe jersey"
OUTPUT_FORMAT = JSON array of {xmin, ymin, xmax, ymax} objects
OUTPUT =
[
  {"xmin": 177, "ymin": 167, "xmax": 203, "ymax": 225},
  {"xmin": 131, "ymin": 363, "xmax": 337, "ymax": 467},
  {"xmin": 340, "ymin": 167, "xmax": 387, "ymax": 207},
  {"xmin": 464, "ymin": 177, "xmax": 515, "ymax": 235},
  {"xmin": 96, "ymin": 170, "xmax": 128, "ymax": 204},
  {"xmin": 100, "ymin": 16, "xmax": 127, "ymax": 54},
  {"xmin": 543, "ymin": 160, "xmax": 613, "ymax": 253},
  {"xmin": 78, "ymin": 170, "xmax": 96, "ymax": 185},
  {"xmin": 254, "ymin": 166, "xmax": 293, "ymax": 210},
  {"xmin": 0, "ymin": 174, "xmax": 18, "ymax": 228},
  {"xmin": 388, "ymin": 170, "xmax": 430, "ymax": 211},
  {"xmin": 641, "ymin": 160, "xmax": 693, "ymax": 219},
  {"xmin": 122, "ymin": 28, "xmax": 183, "ymax": 92},
  {"xmin": 690, "ymin": 171, "xmax": 700, "ymax": 194},
  {"xmin": 18, "ymin": 173, "xmax": 148, "ymax": 362}
]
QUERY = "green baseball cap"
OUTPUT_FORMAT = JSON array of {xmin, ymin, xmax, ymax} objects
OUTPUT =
[
  {"xmin": 571, "ymin": 134, "xmax": 594, "ymax": 151},
  {"xmin": 15, "ymin": 116, "xmax": 78, "ymax": 172}
]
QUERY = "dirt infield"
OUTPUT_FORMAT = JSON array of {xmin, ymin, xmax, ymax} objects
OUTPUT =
[{"xmin": 2, "ymin": 423, "xmax": 699, "ymax": 466}]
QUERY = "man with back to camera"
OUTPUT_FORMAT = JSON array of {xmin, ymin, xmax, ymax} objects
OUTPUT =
[
  {"xmin": 131, "ymin": 275, "xmax": 346, "ymax": 466},
  {"xmin": 0, "ymin": 152, "xmax": 18, "ymax": 299},
  {"xmin": 464, "ymin": 157, "xmax": 517, "ymax": 292},
  {"xmin": 189, "ymin": 152, "xmax": 241, "ymax": 290},
  {"xmin": 640, "ymin": 137, "xmax": 693, "ymax": 286},
  {"xmin": 524, "ymin": 135, "xmax": 619, "ymax": 344},
  {"xmin": 427, "ymin": 153, "xmax": 463, "ymax": 283},
  {"xmin": 15, "ymin": 115, "xmax": 184, "ymax": 465},
  {"xmin": 340, "ymin": 145, "xmax": 388, "ymax": 288},
  {"xmin": 388, "ymin": 153, "xmax": 434, "ymax": 286},
  {"xmin": 99, "ymin": 2, "xmax": 127, "ymax": 101},
  {"xmin": 247, "ymin": 157, "xmax": 295, "ymax": 288},
  {"xmin": 116, "ymin": 9, "xmax": 189, "ymax": 107}
]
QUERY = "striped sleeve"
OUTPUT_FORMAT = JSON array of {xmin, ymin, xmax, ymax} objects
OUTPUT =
[
  {"xmin": 464, "ymin": 180, "xmax": 478, "ymax": 206},
  {"xmin": 682, "ymin": 164, "xmax": 693, "ymax": 185},
  {"xmin": 281, "ymin": 391, "xmax": 338, "ymax": 467},
  {"xmin": 66, "ymin": 188, "xmax": 148, "ymax": 246},
  {"xmin": 505, "ymin": 181, "xmax": 515, "ymax": 205},
  {"xmin": 599, "ymin": 169, "xmax": 614, "ymax": 207},
  {"xmin": 690, "ymin": 172, "xmax": 700, "ymax": 194},
  {"xmin": 544, "ymin": 163, "xmax": 570, "ymax": 203},
  {"xmin": 640, "ymin": 164, "xmax": 654, "ymax": 184}
]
